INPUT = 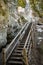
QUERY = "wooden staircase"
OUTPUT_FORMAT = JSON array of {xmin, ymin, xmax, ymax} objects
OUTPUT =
[
  {"xmin": 6, "ymin": 25, "xmax": 30, "ymax": 65},
  {"xmin": 7, "ymin": 43, "xmax": 24, "ymax": 65},
  {"xmin": 2, "ymin": 22, "xmax": 33, "ymax": 65}
]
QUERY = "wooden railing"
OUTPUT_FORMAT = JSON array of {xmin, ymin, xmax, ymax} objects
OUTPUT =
[
  {"xmin": 22, "ymin": 23, "xmax": 33, "ymax": 65},
  {"xmin": 2, "ymin": 22, "xmax": 31, "ymax": 65}
]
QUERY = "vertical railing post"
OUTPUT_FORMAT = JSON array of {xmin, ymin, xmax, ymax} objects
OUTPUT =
[
  {"xmin": 31, "ymin": 23, "xmax": 36, "ymax": 48},
  {"xmin": 2, "ymin": 48, "xmax": 6, "ymax": 65}
]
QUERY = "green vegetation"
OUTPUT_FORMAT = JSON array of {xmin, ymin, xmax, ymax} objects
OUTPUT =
[
  {"xmin": 0, "ymin": 0, "xmax": 9, "ymax": 22},
  {"xmin": 29, "ymin": 0, "xmax": 43, "ymax": 18},
  {"xmin": 3, "ymin": 0, "xmax": 8, "ymax": 4},
  {"xmin": 17, "ymin": 0, "xmax": 26, "ymax": 8}
]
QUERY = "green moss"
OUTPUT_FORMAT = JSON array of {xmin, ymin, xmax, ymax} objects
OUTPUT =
[
  {"xmin": 3, "ymin": 0, "xmax": 8, "ymax": 4},
  {"xmin": 0, "ymin": 0, "xmax": 9, "ymax": 21},
  {"xmin": 17, "ymin": 0, "xmax": 26, "ymax": 8}
]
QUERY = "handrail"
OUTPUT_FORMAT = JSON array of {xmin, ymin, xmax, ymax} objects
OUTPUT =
[
  {"xmin": 6, "ymin": 22, "xmax": 28, "ymax": 52},
  {"xmin": 22, "ymin": 23, "xmax": 33, "ymax": 65},
  {"xmin": 19, "ymin": 22, "xmax": 32, "ymax": 41},
  {"xmin": 2, "ymin": 22, "xmax": 33, "ymax": 65},
  {"xmin": 2, "ymin": 22, "xmax": 28, "ymax": 64},
  {"xmin": 27, "ymin": 35, "xmax": 31, "ymax": 52},
  {"xmin": 24, "ymin": 23, "xmax": 32, "ymax": 49},
  {"xmin": 24, "ymin": 29, "xmax": 32, "ymax": 48}
]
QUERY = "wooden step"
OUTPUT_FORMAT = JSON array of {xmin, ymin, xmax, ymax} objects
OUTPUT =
[
  {"xmin": 19, "ymin": 44, "xmax": 24, "ymax": 46},
  {"xmin": 16, "ymin": 48, "xmax": 23, "ymax": 50},
  {"xmin": 8, "ymin": 60, "xmax": 23, "ymax": 65},
  {"xmin": 14, "ymin": 50, "xmax": 22, "ymax": 53},
  {"xmin": 18, "ymin": 45, "xmax": 24, "ymax": 48},
  {"xmin": 10, "ymin": 57, "xmax": 22, "ymax": 61},
  {"xmin": 15, "ymin": 49, "xmax": 22, "ymax": 52},
  {"xmin": 19, "ymin": 43, "xmax": 24, "ymax": 45},
  {"xmin": 12, "ymin": 53, "xmax": 22, "ymax": 57}
]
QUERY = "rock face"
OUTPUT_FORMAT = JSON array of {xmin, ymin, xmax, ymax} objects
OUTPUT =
[
  {"xmin": 0, "ymin": 0, "xmax": 28, "ymax": 48},
  {"xmin": 33, "ymin": 24, "xmax": 43, "ymax": 65},
  {"xmin": 0, "ymin": 0, "xmax": 33, "ymax": 48},
  {"xmin": 38, "ymin": 40, "xmax": 43, "ymax": 65},
  {"xmin": 0, "ymin": 0, "xmax": 9, "ymax": 48},
  {"xmin": 0, "ymin": 28, "xmax": 7, "ymax": 48}
]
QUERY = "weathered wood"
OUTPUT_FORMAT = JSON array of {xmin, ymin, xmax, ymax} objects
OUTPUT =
[
  {"xmin": 2, "ymin": 22, "xmax": 33, "ymax": 65},
  {"xmin": 2, "ymin": 22, "xmax": 30, "ymax": 65},
  {"xmin": 22, "ymin": 23, "xmax": 33, "ymax": 65},
  {"xmin": 22, "ymin": 48, "xmax": 28, "ymax": 65},
  {"xmin": 24, "ymin": 23, "xmax": 33, "ymax": 49},
  {"xmin": 2, "ymin": 48, "xmax": 6, "ymax": 65}
]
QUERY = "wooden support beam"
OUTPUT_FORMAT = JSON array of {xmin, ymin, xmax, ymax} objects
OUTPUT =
[
  {"xmin": 2, "ymin": 48, "xmax": 6, "ymax": 65},
  {"xmin": 22, "ymin": 48, "xmax": 28, "ymax": 65}
]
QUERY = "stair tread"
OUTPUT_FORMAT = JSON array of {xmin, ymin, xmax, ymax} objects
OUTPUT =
[
  {"xmin": 18, "ymin": 45, "xmax": 24, "ymax": 46},
  {"xmin": 19, "ymin": 44, "xmax": 24, "ymax": 45},
  {"xmin": 18, "ymin": 46, "xmax": 23, "ymax": 47},
  {"xmin": 13, "ymin": 51, "xmax": 22, "ymax": 53},
  {"xmin": 16, "ymin": 47, "xmax": 23, "ymax": 49},
  {"xmin": 20, "ymin": 43, "xmax": 24, "ymax": 44},
  {"xmin": 17, "ymin": 46, "xmax": 24, "ymax": 48},
  {"xmin": 16, "ymin": 48, "xmax": 23, "ymax": 50},
  {"xmin": 12, "ymin": 53, "xmax": 22, "ymax": 56},
  {"xmin": 10, "ymin": 57, "xmax": 22, "ymax": 59},
  {"xmin": 8, "ymin": 60, "xmax": 23, "ymax": 64},
  {"xmin": 15, "ymin": 50, "xmax": 22, "ymax": 52}
]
